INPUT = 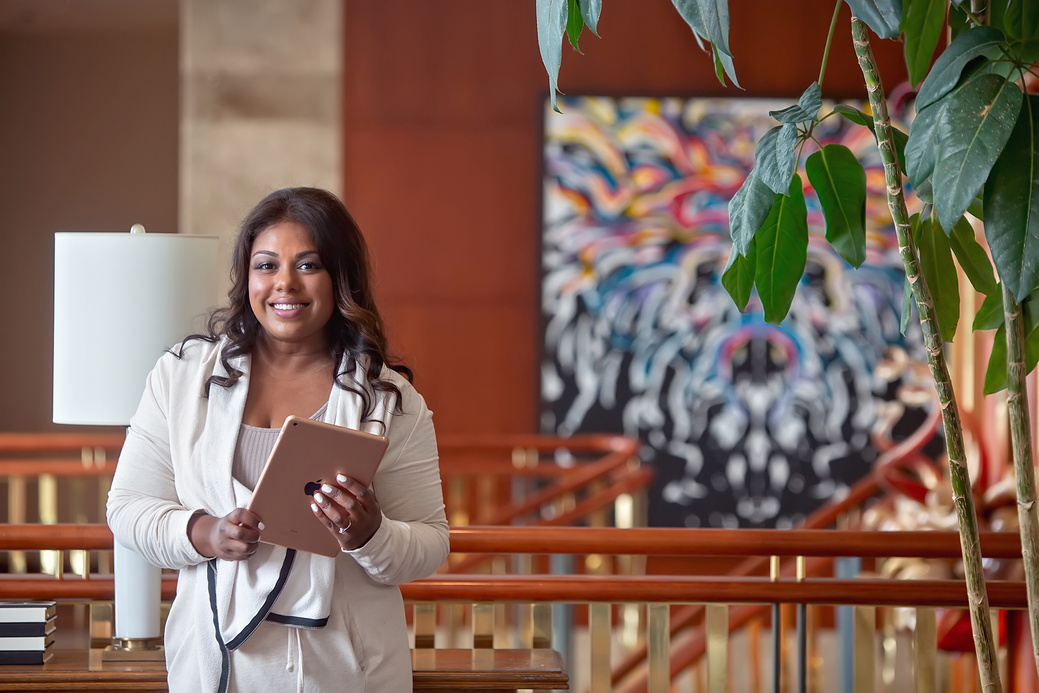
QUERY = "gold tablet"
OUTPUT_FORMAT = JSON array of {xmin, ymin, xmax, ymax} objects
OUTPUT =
[{"xmin": 247, "ymin": 416, "xmax": 388, "ymax": 557}]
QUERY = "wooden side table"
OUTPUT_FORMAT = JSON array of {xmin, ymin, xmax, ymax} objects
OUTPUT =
[{"xmin": 0, "ymin": 648, "xmax": 568, "ymax": 692}]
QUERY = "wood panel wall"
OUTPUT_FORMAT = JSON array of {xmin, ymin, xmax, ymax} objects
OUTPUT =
[{"xmin": 342, "ymin": 0, "xmax": 908, "ymax": 437}]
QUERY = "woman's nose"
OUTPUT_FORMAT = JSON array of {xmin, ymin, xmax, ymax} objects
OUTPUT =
[{"xmin": 274, "ymin": 266, "xmax": 299, "ymax": 291}]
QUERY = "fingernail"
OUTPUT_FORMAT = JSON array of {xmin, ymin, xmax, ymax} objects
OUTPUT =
[
  {"xmin": 310, "ymin": 503, "xmax": 319, "ymax": 513},
  {"xmin": 313, "ymin": 493, "xmax": 324, "ymax": 504},
  {"xmin": 336, "ymin": 474, "xmax": 348, "ymax": 483},
  {"xmin": 258, "ymin": 522, "xmax": 265, "ymax": 531},
  {"xmin": 321, "ymin": 484, "xmax": 334, "ymax": 494}
]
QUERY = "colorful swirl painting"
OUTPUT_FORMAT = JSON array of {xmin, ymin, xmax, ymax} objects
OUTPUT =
[{"xmin": 540, "ymin": 96, "xmax": 926, "ymax": 528}]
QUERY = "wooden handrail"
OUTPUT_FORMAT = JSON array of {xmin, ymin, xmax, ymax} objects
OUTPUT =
[
  {"xmin": 478, "ymin": 450, "xmax": 637, "ymax": 526},
  {"xmin": 437, "ymin": 434, "xmax": 638, "ymax": 455},
  {"xmin": 403, "ymin": 575, "xmax": 1029, "ymax": 608},
  {"xmin": 0, "ymin": 433, "xmax": 637, "ymax": 458},
  {"xmin": 449, "ymin": 527, "xmax": 1022, "ymax": 558},
  {"xmin": 0, "ymin": 433, "xmax": 125, "ymax": 453},
  {"xmin": 0, "ymin": 524, "xmax": 1023, "ymax": 559},
  {"xmin": 0, "ymin": 573, "xmax": 1027, "ymax": 610},
  {"xmin": 0, "ymin": 460, "xmax": 116, "ymax": 476}
]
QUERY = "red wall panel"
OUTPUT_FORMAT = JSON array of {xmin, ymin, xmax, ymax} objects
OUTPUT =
[{"xmin": 342, "ymin": 0, "xmax": 907, "ymax": 436}]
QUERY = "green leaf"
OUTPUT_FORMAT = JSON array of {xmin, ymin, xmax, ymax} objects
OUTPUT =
[
  {"xmin": 670, "ymin": 0, "xmax": 738, "ymax": 85},
  {"xmin": 905, "ymin": 90, "xmax": 957, "ymax": 192},
  {"xmin": 1024, "ymin": 290, "xmax": 1039, "ymax": 333},
  {"xmin": 770, "ymin": 82, "xmax": 822, "ymax": 124},
  {"xmin": 537, "ymin": 0, "xmax": 569, "ymax": 112},
  {"xmin": 845, "ymin": 0, "xmax": 903, "ymax": 39},
  {"xmin": 722, "ymin": 239, "xmax": 757, "ymax": 311},
  {"xmin": 711, "ymin": 43, "xmax": 741, "ymax": 89},
  {"xmin": 755, "ymin": 174, "xmax": 809, "ymax": 324},
  {"xmin": 1027, "ymin": 328, "xmax": 1039, "ymax": 374},
  {"xmin": 1004, "ymin": 0, "xmax": 1039, "ymax": 42},
  {"xmin": 566, "ymin": 0, "xmax": 583, "ymax": 51},
  {"xmin": 984, "ymin": 324, "xmax": 1008, "ymax": 394},
  {"xmin": 832, "ymin": 104, "xmax": 908, "ymax": 174},
  {"xmin": 967, "ymin": 193, "xmax": 984, "ymax": 220},
  {"xmin": 696, "ymin": 0, "xmax": 732, "ymax": 56},
  {"xmin": 901, "ymin": 0, "xmax": 947, "ymax": 88},
  {"xmin": 729, "ymin": 171, "xmax": 776, "ymax": 255},
  {"xmin": 948, "ymin": 4, "xmax": 971, "ymax": 42},
  {"xmin": 985, "ymin": 94, "xmax": 1039, "ymax": 302},
  {"xmin": 915, "ymin": 178, "xmax": 933, "ymax": 203},
  {"xmin": 901, "ymin": 276, "xmax": 915, "ymax": 335},
  {"xmin": 576, "ymin": 0, "xmax": 601, "ymax": 35},
  {"xmin": 806, "ymin": 144, "xmax": 868, "ymax": 268},
  {"xmin": 948, "ymin": 216, "xmax": 999, "ymax": 296},
  {"xmin": 988, "ymin": 0, "xmax": 1010, "ymax": 37},
  {"xmin": 933, "ymin": 74, "xmax": 1023, "ymax": 233},
  {"xmin": 915, "ymin": 26, "xmax": 1006, "ymax": 110},
  {"xmin": 672, "ymin": 0, "xmax": 708, "ymax": 36},
  {"xmin": 974, "ymin": 289, "xmax": 1003, "ymax": 331},
  {"xmin": 914, "ymin": 214, "xmax": 960, "ymax": 341},
  {"xmin": 755, "ymin": 123, "xmax": 799, "ymax": 195},
  {"xmin": 1019, "ymin": 39, "xmax": 1039, "ymax": 63}
]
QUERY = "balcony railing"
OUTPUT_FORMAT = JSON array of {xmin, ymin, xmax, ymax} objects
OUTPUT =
[{"xmin": 0, "ymin": 523, "xmax": 1028, "ymax": 692}]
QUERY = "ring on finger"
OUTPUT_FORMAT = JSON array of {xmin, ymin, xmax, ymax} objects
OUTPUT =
[{"xmin": 337, "ymin": 521, "xmax": 352, "ymax": 535}]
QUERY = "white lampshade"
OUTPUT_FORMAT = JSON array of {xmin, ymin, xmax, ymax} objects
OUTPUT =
[
  {"xmin": 53, "ymin": 230, "xmax": 220, "ymax": 425},
  {"xmin": 53, "ymin": 228, "xmax": 220, "ymax": 650}
]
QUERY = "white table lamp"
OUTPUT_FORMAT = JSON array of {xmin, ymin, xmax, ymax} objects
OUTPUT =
[{"xmin": 53, "ymin": 226, "xmax": 219, "ymax": 660}]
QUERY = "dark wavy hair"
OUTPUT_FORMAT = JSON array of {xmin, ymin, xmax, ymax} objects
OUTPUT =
[{"xmin": 179, "ymin": 187, "xmax": 412, "ymax": 421}]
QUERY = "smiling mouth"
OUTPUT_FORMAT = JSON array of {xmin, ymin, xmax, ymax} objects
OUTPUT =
[{"xmin": 271, "ymin": 302, "xmax": 308, "ymax": 310}]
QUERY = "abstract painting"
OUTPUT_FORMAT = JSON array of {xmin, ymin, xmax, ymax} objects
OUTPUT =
[{"xmin": 540, "ymin": 96, "xmax": 927, "ymax": 528}]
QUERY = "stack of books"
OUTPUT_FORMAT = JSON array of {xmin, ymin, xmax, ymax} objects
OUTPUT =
[{"xmin": 0, "ymin": 602, "xmax": 56, "ymax": 665}]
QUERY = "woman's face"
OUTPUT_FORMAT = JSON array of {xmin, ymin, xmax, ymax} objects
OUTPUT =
[{"xmin": 248, "ymin": 221, "xmax": 336, "ymax": 350}]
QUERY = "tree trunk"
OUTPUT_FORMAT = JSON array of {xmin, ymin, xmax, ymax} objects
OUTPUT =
[
  {"xmin": 850, "ymin": 17, "xmax": 1003, "ymax": 691},
  {"xmin": 1002, "ymin": 284, "xmax": 1039, "ymax": 673}
]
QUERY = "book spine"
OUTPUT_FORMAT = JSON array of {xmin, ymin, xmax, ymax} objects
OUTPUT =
[
  {"xmin": 0, "ymin": 650, "xmax": 53, "ymax": 665},
  {"xmin": 0, "ymin": 621, "xmax": 55, "ymax": 637}
]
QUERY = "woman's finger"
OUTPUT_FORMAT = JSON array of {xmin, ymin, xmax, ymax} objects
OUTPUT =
[
  {"xmin": 335, "ymin": 474, "xmax": 375, "ymax": 511},
  {"xmin": 311, "ymin": 502, "xmax": 351, "ymax": 545}
]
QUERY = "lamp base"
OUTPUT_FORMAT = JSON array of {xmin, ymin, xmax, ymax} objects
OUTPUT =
[{"xmin": 101, "ymin": 637, "xmax": 164, "ymax": 662}]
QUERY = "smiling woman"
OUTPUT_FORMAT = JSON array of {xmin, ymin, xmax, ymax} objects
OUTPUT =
[
  {"xmin": 248, "ymin": 221, "xmax": 336, "ymax": 348},
  {"xmin": 106, "ymin": 187, "xmax": 448, "ymax": 692}
]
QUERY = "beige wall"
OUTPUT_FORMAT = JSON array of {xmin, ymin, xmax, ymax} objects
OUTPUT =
[{"xmin": 0, "ymin": 24, "xmax": 179, "ymax": 432}]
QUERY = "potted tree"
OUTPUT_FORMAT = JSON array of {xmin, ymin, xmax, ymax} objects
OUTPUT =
[{"xmin": 535, "ymin": 0, "xmax": 1039, "ymax": 687}]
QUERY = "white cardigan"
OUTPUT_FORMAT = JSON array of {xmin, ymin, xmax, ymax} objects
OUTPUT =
[{"xmin": 107, "ymin": 338, "xmax": 449, "ymax": 692}]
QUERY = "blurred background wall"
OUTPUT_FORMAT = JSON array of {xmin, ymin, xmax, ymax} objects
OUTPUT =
[{"xmin": 0, "ymin": 0, "xmax": 906, "ymax": 439}]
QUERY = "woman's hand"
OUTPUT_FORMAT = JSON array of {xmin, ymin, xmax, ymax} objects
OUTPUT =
[
  {"xmin": 188, "ymin": 508, "xmax": 264, "ymax": 561},
  {"xmin": 310, "ymin": 474, "xmax": 382, "ymax": 551}
]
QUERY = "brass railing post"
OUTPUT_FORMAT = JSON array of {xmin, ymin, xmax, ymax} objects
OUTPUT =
[
  {"xmin": 532, "ymin": 602, "xmax": 553, "ymax": 649},
  {"xmin": 853, "ymin": 605, "xmax": 875, "ymax": 693},
  {"xmin": 706, "ymin": 603, "xmax": 728, "ymax": 693},
  {"xmin": 914, "ymin": 607, "xmax": 936, "ymax": 693},
  {"xmin": 589, "ymin": 602, "xmax": 611, "ymax": 693},
  {"xmin": 38, "ymin": 473, "xmax": 59, "ymax": 577},
  {"xmin": 473, "ymin": 602, "xmax": 494, "ymax": 649},
  {"xmin": 771, "ymin": 555, "xmax": 782, "ymax": 693},
  {"xmin": 413, "ymin": 602, "xmax": 436, "ymax": 649},
  {"xmin": 7, "ymin": 474, "xmax": 27, "ymax": 573},
  {"xmin": 648, "ymin": 603, "xmax": 670, "ymax": 693},
  {"xmin": 796, "ymin": 556, "xmax": 807, "ymax": 693}
]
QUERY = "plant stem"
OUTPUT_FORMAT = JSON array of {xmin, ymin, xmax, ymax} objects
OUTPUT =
[
  {"xmin": 1003, "ymin": 253, "xmax": 1039, "ymax": 676},
  {"xmin": 850, "ymin": 17, "xmax": 1003, "ymax": 692},
  {"xmin": 971, "ymin": 0, "xmax": 988, "ymax": 27},
  {"xmin": 818, "ymin": 0, "xmax": 843, "ymax": 88}
]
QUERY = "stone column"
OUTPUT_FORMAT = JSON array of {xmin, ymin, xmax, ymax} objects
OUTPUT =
[{"xmin": 179, "ymin": 0, "xmax": 341, "ymax": 279}]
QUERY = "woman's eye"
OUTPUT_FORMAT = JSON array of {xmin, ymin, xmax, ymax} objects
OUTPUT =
[
  {"xmin": 299, "ymin": 261, "xmax": 322, "ymax": 271},
  {"xmin": 254, "ymin": 261, "xmax": 276, "ymax": 271}
]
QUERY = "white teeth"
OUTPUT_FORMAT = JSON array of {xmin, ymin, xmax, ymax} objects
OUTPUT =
[{"xmin": 272, "ymin": 303, "xmax": 305, "ymax": 310}]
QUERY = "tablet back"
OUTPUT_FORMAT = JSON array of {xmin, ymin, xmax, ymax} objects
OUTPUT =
[{"xmin": 247, "ymin": 416, "xmax": 388, "ymax": 557}]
